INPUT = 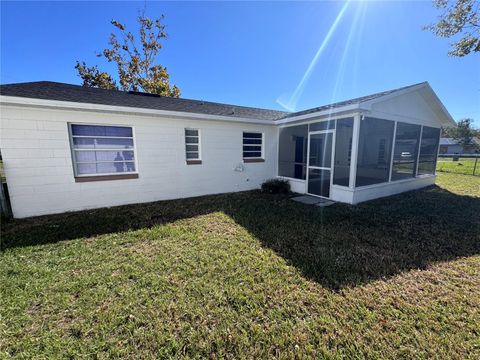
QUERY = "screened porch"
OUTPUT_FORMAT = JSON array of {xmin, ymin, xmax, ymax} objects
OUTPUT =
[{"xmin": 277, "ymin": 115, "xmax": 441, "ymax": 204}]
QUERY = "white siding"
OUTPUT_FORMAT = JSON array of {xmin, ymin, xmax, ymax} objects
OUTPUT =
[
  {"xmin": 367, "ymin": 89, "xmax": 441, "ymax": 127},
  {"xmin": 1, "ymin": 105, "xmax": 277, "ymax": 218},
  {"xmin": 351, "ymin": 176, "xmax": 436, "ymax": 204}
]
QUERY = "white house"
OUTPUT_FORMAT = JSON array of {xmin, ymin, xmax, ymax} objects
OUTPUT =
[
  {"xmin": 0, "ymin": 81, "xmax": 454, "ymax": 218},
  {"xmin": 439, "ymin": 137, "xmax": 480, "ymax": 154}
]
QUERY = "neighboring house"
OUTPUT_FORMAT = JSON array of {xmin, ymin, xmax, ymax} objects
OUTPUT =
[
  {"xmin": 439, "ymin": 137, "xmax": 480, "ymax": 154},
  {"xmin": 0, "ymin": 81, "xmax": 454, "ymax": 218}
]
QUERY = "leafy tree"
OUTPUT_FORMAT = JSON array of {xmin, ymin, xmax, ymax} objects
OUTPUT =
[
  {"xmin": 75, "ymin": 13, "xmax": 180, "ymax": 97},
  {"xmin": 442, "ymin": 118, "xmax": 480, "ymax": 151},
  {"xmin": 424, "ymin": 0, "xmax": 480, "ymax": 57}
]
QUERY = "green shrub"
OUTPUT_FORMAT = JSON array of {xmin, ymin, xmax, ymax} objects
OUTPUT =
[{"xmin": 261, "ymin": 178, "xmax": 290, "ymax": 194}]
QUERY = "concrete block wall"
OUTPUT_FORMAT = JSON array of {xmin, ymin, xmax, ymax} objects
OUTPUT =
[{"xmin": 1, "ymin": 105, "xmax": 278, "ymax": 218}]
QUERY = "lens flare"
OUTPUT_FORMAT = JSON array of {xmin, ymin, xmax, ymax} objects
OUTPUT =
[{"xmin": 277, "ymin": 1, "xmax": 352, "ymax": 112}]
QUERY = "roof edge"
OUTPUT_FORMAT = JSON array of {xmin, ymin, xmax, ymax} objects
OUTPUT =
[
  {"xmin": 0, "ymin": 95, "xmax": 277, "ymax": 125},
  {"xmin": 0, "ymin": 80, "xmax": 290, "ymax": 117},
  {"xmin": 360, "ymin": 82, "xmax": 456, "ymax": 127}
]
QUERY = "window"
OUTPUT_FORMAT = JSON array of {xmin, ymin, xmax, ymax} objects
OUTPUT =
[
  {"xmin": 243, "ymin": 132, "xmax": 263, "ymax": 161},
  {"xmin": 185, "ymin": 128, "xmax": 201, "ymax": 164},
  {"xmin": 69, "ymin": 124, "xmax": 136, "ymax": 177},
  {"xmin": 417, "ymin": 126, "xmax": 441, "ymax": 176},
  {"xmin": 391, "ymin": 122, "xmax": 421, "ymax": 181},
  {"xmin": 278, "ymin": 125, "xmax": 308, "ymax": 179},
  {"xmin": 333, "ymin": 117, "xmax": 354, "ymax": 186},
  {"xmin": 356, "ymin": 117, "xmax": 395, "ymax": 187}
]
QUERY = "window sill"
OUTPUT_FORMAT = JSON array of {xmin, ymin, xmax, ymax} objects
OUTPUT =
[
  {"xmin": 75, "ymin": 173, "xmax": 139, "ymax": 182},
  {"xmin": 186, "ymin": 160, "xmax": 202, "ymax": 165},
  {"xmin": 243, "ymin": 158, "xmax": 265, "ymax": 163}
]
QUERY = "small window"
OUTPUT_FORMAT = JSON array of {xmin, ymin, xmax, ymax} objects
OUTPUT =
[
  {"xmin": 69, "ymin": 124, "xmax": 137, "ymax": 177},
  {"xmin": 185, "ymin": 129, "xmax": 201, "ymax": 164},
  {"xmin": 243, "ymin": 132, "xmax": 263, "ymax": 161}
]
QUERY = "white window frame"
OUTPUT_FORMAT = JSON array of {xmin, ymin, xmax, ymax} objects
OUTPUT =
[
  {"xmin": 242, "ymin": 131, "xmax": 264, "ymax": 160},
  {"xmin": 68, "ymin": 123, "xmax": 138, "ymax": 177},
  {"xmin": 185, "ymin": 128, "xmax": 201, "ymax": 162}
]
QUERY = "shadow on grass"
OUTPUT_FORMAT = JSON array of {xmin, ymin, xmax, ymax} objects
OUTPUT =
[{"xmin": 2, "ymin": 186, "xmax": 479, "ymax": 289}]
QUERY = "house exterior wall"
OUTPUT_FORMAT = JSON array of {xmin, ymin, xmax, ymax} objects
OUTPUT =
[
  {"xmin": 1, "ymin": 105, "xmax": 278, "ymax": 218},
  {"xmin": 439, "ymin": 144, "xmax": 463, "ymax": 154},
  {"xmin": 439, "ymin": 144, "xmax": 478, "ymax": 154}
]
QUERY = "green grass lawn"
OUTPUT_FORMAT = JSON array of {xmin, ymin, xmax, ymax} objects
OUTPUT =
[
  {"xmin": 437, "ymin": 157, "xmax": 479, "ymax": 176},
  {"xmin": 1, "ymin": 173, "xmax": 479, "ymax": 358}
]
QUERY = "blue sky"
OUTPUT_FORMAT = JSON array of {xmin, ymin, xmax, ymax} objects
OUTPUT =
[{"xmin": 1, "ymin": 1, "xmax": 479, "ymax": 124}]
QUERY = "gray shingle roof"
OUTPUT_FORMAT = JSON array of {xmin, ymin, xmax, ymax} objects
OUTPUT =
[
  {"xmin": 440, "ymin": 138, "xmax": 459, "ymax": 146},
  {"xmin": 440, "ymin": 137, "xmax": 480, "ymax": 146},
  {"xmin": 0, "ymin": 81, "xmax": 290, "ymax": 121},
  {"xmin": 0, "ymin": 81, "xmax": 427, "ymax": 121}
]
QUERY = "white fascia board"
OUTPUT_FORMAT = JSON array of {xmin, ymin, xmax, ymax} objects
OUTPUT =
[
  {"xmin": 0, "ymin": 96, "xmax": 276, "ymax": 126},
  {"xmin": 274, "ymin": 103, "xmax": 361, "ymax": 125}
]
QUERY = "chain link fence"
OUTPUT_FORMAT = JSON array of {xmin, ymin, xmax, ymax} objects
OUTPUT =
[{"xmin": 437, "ymin": 154, "xmax": 479, "ymax": 176}]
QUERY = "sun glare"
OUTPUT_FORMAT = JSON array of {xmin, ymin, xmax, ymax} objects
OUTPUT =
[{"xmin": 277, "ymin": 0, "xmax": 366, "ymax": 112}]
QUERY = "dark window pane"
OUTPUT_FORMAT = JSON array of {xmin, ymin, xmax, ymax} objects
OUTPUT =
[
  {"xmin": 243, "ymin": 132, "xmax": 262, "ymax": 159},
  {"xmin": 356, "ymin": 117, "xmax": 395, "ymax": 187},
  {"xmin": 308, "ymin": 169, "xmax": 331, "ymax": 198},
  {"xmin": 417, "ymin": 126, "xmax": 440, "ymax": 175},
  {"xmin": 73, "ymin": 137, "xmax": 134, "ymax": 149},
  {"xmin": 76, "ymin": 163, "xmax": 96, "ymax": 175},
  {"xmin": 186, "ymin": 152, "xmax": 199, "ymax": 159},
  {"xmin": 278, "ymin": 125, "xmax": 308, "ymax": 180},
  {"xmin": 186, "ymin": 144, "xmax": 198, "ymax": 152},
  {"xmin": 391, "ymin": 122, "xmax": 421, "ymax": 180},
  {"xmin": 309, "ymin": 133, "xmax": 333, "ymax": 168},
  {"xmin": 105, "ymin": 126, "xmax": 132, "ymax": 137},
  {"xmin": 75, "ymin": 150, "xmax": 134, "ymax": 162},
  {"xmin": 309, "ymin": 120, "xmax": 335, "ymax": 132},
  {"xmin": 243, "ymin": 132, "xmax": 262, "ymax": 139},
  {"xmin": 243, "ymin": 138, "xmax": 262, "ymax": 145},
  {"xmin": 185, "ymin": 136, "xmax": 199, "ymax": 144},
  {"xmin": 333, "ymin": 118, "xmax": 354, "ymax": 186},
  {"xmin": 243, "ymin": 151, "xmax": 262, "ymax": 158},
  {"xmin": 71, "ymin": 124, "xmax": 132, "ymax": 137},
  {"xmin": 76, "ymin": 161, "xmax": 135, "ymax": 175},
  {"xmin": 185, "ymin": 129, "xmax": 198, "ymax": 137},
  {"xmin": 243, "ymin": 145, "xmax": 262, "ymax": 151}
]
